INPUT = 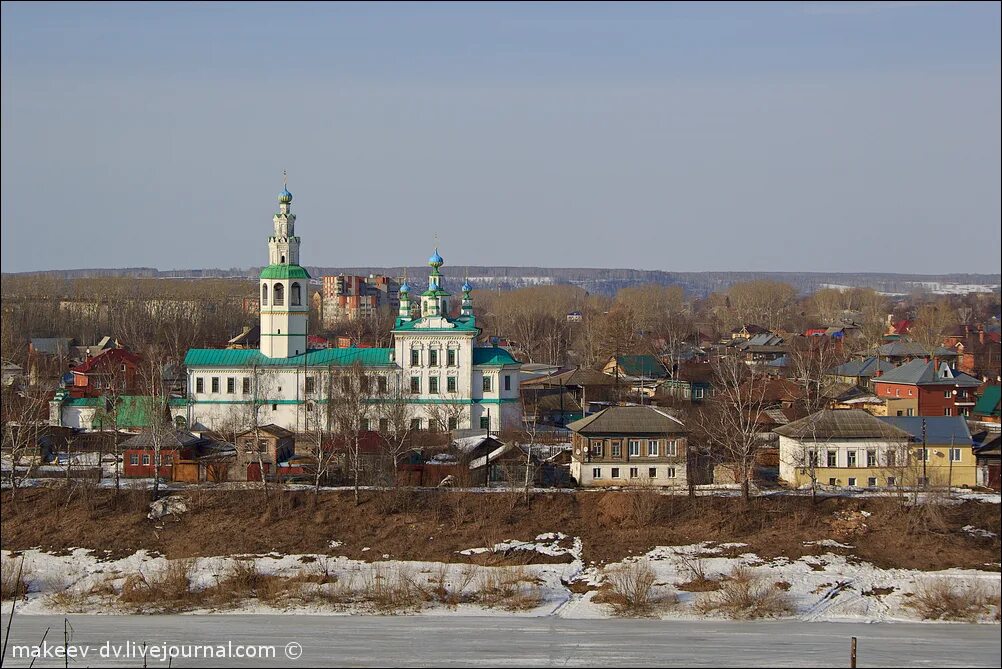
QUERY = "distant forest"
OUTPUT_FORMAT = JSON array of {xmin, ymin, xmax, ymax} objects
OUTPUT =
[{"xmin": 3, "ymin": 266, "xmax": 999, "ymax": 298}]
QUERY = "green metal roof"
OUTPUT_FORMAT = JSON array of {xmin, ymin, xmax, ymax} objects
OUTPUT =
[
  {"xmin": 472, "ymin": 347, "xmax": 520, "ymax": 367},
  {"xmin": 184, "ymin": 347, "xmax": 394, "ymax": 368},
  {"xmin": 974, "ymin": 385, "xmax": 1001, "ymax": 417},
  {"xmin": 392, "ymin": 316, "xmax": 479, "ymax": 332},
  {"xmin": 613, "ymin": 354, "xmax": 669, "ymax": 378},
  {"xmin": 63, "ymin": 395, "xmax": 157, "ymax": 429},
  {"xmin": 259, "ymin": 264, "xmax": 311, "ymax": 280}
]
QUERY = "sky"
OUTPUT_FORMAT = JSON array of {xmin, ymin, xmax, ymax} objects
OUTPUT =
[{"xmin": 1, "ymin": 1, "xmax": 999, "ymax": 274}]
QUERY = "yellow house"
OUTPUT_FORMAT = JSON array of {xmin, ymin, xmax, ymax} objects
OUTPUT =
[{"xmin": 777, "ymin": 410, "xmax": 976, "ymax": 489}]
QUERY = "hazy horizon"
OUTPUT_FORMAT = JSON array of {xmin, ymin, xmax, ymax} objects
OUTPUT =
[{"xmin": 2, "ymin": 2, "xmax": 1000, "ymax": 275}]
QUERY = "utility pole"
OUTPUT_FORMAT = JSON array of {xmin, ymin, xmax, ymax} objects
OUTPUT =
[{"xmin": 921, "ymin": 417, "xmax": 927, "ymax": 489}]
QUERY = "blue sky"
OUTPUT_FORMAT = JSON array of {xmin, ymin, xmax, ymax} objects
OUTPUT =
[{"xmin": 2, "ymin": 2, "xmax": 999, "ymax": 273}]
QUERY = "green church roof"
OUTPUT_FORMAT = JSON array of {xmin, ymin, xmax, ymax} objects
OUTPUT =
[
  {"xmin": 259, "ymin": 264, "xmax": 311, "ymax": 280},
  {"xmin": 393, "ymin": 317, "xmax": 479, "ymax": 332},
  {"xmin": 472, "ymin": 347, "xmax": 520, "ymax": 367},
  {"xmin": 185, "ymin": 347, "xmax": 394, "ymax": 368}
]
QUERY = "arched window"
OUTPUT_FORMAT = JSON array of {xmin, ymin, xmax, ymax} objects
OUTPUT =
[
  {"xmin": 281, "ymin": 254, "xmax": 286, "ymax": 263},
  {"xmin": 261, "ymin": 284, "xmax": 268, "ymax": 306},
  {"xmin": 291, "ymin": 282, "xmax": 302, "ymax": 306},
  {"xmin": 274, "ymin": 282, "xmax": 285, "ymax": 306}
]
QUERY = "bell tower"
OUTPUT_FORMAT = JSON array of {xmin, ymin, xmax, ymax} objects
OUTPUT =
[{"xmin": 259, "ymin": 174, "xmax": 310, "ymax": 358}]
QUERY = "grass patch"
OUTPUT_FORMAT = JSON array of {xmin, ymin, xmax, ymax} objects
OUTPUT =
[
  {"xmin": 1, "ymin": 556, "xmax": 30, "ymax": 600},
  {"xmin": 595, "ymin": 562, "xmax": 677, "ymax": 617},
  {"xmin": 695, "ymin": 566, "xmax": 794, "ymax": 619},
  {"xmin": 906, "ymin": 579, "xmax": 999, "ymax": 622}
]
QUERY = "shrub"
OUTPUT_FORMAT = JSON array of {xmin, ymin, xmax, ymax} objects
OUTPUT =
[
  {"xmin": 695, "ymin": 566, "xmax": 793, "ymax": 619},
  {"xmin": 1, "ymin": 556, "xmax": 29, "ymax": 601},
  {"xmin": 476, "ymin": 566, "xmax": 542, "ymax": 611},
  {"xmin": 673, "ymin": 551, "xmax": 720, "ymax": 592},
  {"xmin": 907, "ymin": 579, "xmax": 997, "ymax": 622},
  {"xmin": 120, "ymin": 559, "xmax": 196, "ymax": 610},
  {"xmin": 596, "ymin": 562, "xmax": 676, "ymax": 616}
]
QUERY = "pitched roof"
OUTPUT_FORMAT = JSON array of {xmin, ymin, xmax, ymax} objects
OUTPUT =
[
  {"xmin": 974, "ymin": 386, "xmax": 1001, "ymax": 417},
  {"xmin": 236, "ymin": 424, "xmax": 295, "ymax": 439},
  {"xmin": 521, "ymin": 366, "xmax": 616, "ymax": 388},
  {"xmin": 829, "ymin": 356, "xmax": 898, "ymax": 378},
  {"xmin": 120, "ymin": 429, "xmax": 205, "ymax": 450},
  {"xmin": 878, "ymin": 416, "xmax": 972, "ymax": 446},
  {"xmin": 71, "ymin": 348, "xmax": 142, "ymax": 374},
  {"xmin": 30, "ymin": 338, "xmax": 74, "ymax": 356},
  {"xmin": 870, "ymin": 341, "xmax": 956, "ymax": 358},
  {"xmin": 774, "ymin": 409, "xmax": 912, "ymax": 441},
  {"xmin": 567, "ymin": 405, "xmax": 686, "ymax": 435},
  {"xmin": 472, "ymin": 347, "xmax": 520, "ymax": 367},
  {"xmin": 873, "ymin": 359, "xmax": 981, "ymax": 387},
  {"xmin": 610, "ymin": 355, "xmax": 669, "ymax": 378}
]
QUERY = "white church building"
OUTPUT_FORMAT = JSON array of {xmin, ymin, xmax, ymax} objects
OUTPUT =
[{"xmin": 178, "ymin": 183, "xmax": 522, "ymax": 435}]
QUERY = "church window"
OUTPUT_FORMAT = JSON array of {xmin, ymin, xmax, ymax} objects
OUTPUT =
[
  {"xmin": 411, "ymin": 418, "xmax": 422, "ymax": 431},
  {"xmin": 261, "ymin": 284, "xmax": 268, "ymax": 306},
  {"xmin": 448, "ymin": 417, "xmax": 457, "ymax": 431},
  {"xmin": 226, "ymin": 378, "xmax": 235, "ymax": 394},
  {"xmin": 447, "ymin": 376, "xmax": 457, "ymax": 393},
  {"xmin": 504, "ymin": 375, "xmax": 511, "ymax": 391},
  {"xmin": 377, "ymin": 376, "xmax": 388, "ymax": 393},
  {"xmin": 410, "ymin": 377, "xmax": 421, "ymax": 394},
  {"xmin": 447, "ymin": 349, "xmax": 457, "ymax": 367},
  {"xmin": 482, "ymin": 376, "xmax": 492, "ymax": 392},
  {"xmin": 242, "ymin": 378, "xmax": 250, "ymax": 394},
  {"xmin": 291, "ymin": 282, "xmax": 302, "ymax": 306},
  {"xmin": 305, "ymin": 376, "xmax": 315, "ymax": 394},
  {"xmin": 429, "ymin": 377, "xmax": 439, "ymax": 394},
  {"xmin": 274, "ymin": 283, "xmax": 285, "ymax": 306},
  {"xmin": 211, "ymin": 377, "xmax": 219, "ymax": 393},
  {"xmin": 480, "ymin": 416, "xmax": 490, "ymax": 430},
  {"xmin": 411, "ymin": 349, "xmax": 420, "ymax": 367},
  {"xmin": 429, "ymin": 349, "xmax": 438, "ymax": 366},
  {"xmin": 195, "ymin": 378, "xmax": 204, "ymax": 393}
]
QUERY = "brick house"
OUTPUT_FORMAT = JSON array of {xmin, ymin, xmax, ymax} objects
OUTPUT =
[
  {"xmin": 567, "ymin": 405, "xmax": 688, "ymax": 488},
  {"xmin": 871, "ymin": 359, "xmax": 982, "ymax": 417},
  {"xmin": 69, "ymin": 349, "xmax": 143, "ymax": 398},
  {"xmin": 234, "ymin": 424, "xmax": 296, "ymax": 481}
]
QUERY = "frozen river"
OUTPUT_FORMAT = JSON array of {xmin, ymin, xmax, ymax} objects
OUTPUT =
[{"xmin": 2, "ymin": 615, "xmax": 999, "ymax": 667}]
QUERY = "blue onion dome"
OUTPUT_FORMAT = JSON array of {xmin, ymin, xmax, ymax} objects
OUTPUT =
[
  {"xmin": 428, "ymin": 248, "xmax": 444, "ymax": 267},
  {"xmin": 462, "ymin": 280, "xmax": 473, "ymax": 292},
  {"xmin": 279, "ymin": 187, "xmax": 293, "ymax": 204},
  {"xmin": 399, "ymin": 280, "xmax": 410, "ymax": 293}
]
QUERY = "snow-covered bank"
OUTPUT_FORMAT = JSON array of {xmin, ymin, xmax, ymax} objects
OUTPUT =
[{"xmin": 4, "ymin": 539, "xmax": 998, "ymax": 623}]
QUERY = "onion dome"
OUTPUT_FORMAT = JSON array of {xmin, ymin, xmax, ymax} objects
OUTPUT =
[
  {"xmin": 279, "ymin": 187, "xmax": 293, "ymax": 204},
  {"xmin": 462, "ymin": 280, "xmax": 473, "ymax": 292},
  {"xmin": 428, "ymin": 248, "xmax": 444, "ymax": 268},
  {"xmin": 400, "ymin": 280, "xmax": 410, "ymax": 293}
]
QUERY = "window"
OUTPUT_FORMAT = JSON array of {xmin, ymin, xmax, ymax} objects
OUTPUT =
[
  {"xmin": 592, "ymin": 467, "xmax": 602, "ymax": 479},
  {"xmin": 867, "ymin": 477, "xmax": 877, "ymax": 487},
  {"xmin": 943, "ymin": 408, "xmax": 952, "ymax": 416},
  {"xmin": 411, "ymin": 349, "xmax": 421, "ymax": 367},
  {"xmin": 447, "ymin": 377, "xmax": 457, "ymax": 393},
  {"xmin": 272, "ymin": 403, "xmax": 277, "ymax": 411},
  {"xmin": 847, "ymin": 451, "xmax": 857, "ymax": 467},
  {"xmin": 918, "ymin": 448, "xmax": 929, "ymax": 462},
  {"xmin": 906, "ymin": 408, "xmax": 914, "ymax": 416},
  {"xmin": 887, "ymin": 476, "xmax": 896, "ymax": 486},
  {"xmin": 273, "ymin": 283, "xmax": 284, "ymax": 306},
  {"xmin": 949, "ymin": 448, "xmax": 961, "ymax": 462},
  {"xmin": 448, "ymin": 417, "xmax": 458, "ymax": 431},
  {"xmin": 164, "ymin": 455, "xmax": 173, "ymax": 465},
  {"xmin": 480, "ymin": 416, "xmax": 490, "ymax": 430},
  {"xmin": 378, "ymin": 376, "xmax": 388, "ymax": 393},
  {"xmin": 261, "ymin": 284, "xmax": 268, "ymax": 306},
  {"xmin": 944, "ymin": 390, "xmax": 952, "ymax": 398},
  {"xmin": 827, "ymin": 450, "xmax": 837, "ymax": 467},
  {"xmin": 142, "ymin": 454, "xmax": 150, "ymax": 465},
  {"xmin": 887, "ymin": 450, "xmax": 896, "ymax": 467},
  {"xmin": 305, "ymin": 377, "xmax": 315, "ymax": 394},
  {"xmin": 291, "ymin": 282, "xmax": 301, "ymax": 306},
  {"xmin": 628, "ymin": 440, "xmax": 640, "ymax": 457},
  {"xmin": 848, "ymin": 477, "xmax": 857, "ymax": 487},
  {"xmin": 483, "ymin": 376, "xmax": 492, "ymax": 392},
  {"xmin": 211, "ymin": 377, "xmax": 219, "ymax": 393},
  {"xmin": 429, "ymin": 349, "xmax": 439, "ymax": 367},
  {"xmin": 611, "ymin": 467, "xmax": 621, "ymax": 479},
  {"xmin": 629, "ymin": 467, "xmax": 638, "ymax": 478},
  {"xmin": 447, "ymin": 349, "xmax": 457, "ymax": 367},
  {"xmin": 665, "ymin": 440, "xmax": 678, "ymax": 456},
  {"xmin": 828, "ymin": 477, "xmax": 837, "ymax": 486},
  {"xmin": 429, "ymin": 377, "xmax": 439, "ymax": 394},
  {"xmin": 130, "ymin": 454, "xmax": 139, "ymax": 465},
  {"xmin": 242, "ymin": 377, "xmax": 250, "ymax": 394},
  {"xmin": 866, "ymin": 449, "xmax": 877, "ymax": 467},
  {"xmin": 666, "ymin": 467, "xmax": 676, "ymax": 479},
  {"xmin": 590, "ymin": 440, "xmax": 603, "ymax": 457},
  {"xmin": 226, "ymin": 377, "xmax": 235, "ymax": 394},
  {"xmin": 647, "ymin": 440, "xmax": 659, "ymax": 457},
  {"xmin": 611, "ymin": 442, "xmax": 621, "ymax": 457},
  {"xmin": 410, "ymin": 377, "xmax": 421, "ymax": 394},
  {"xmin": 504, "ymin": 375, "xmax": 511, "ymax": 391},
  {"xmin": 411, "ymin": 418, "xmax": 422, "ymax": 431},
  {"xmin": 648, "ymin": 467, "xmax": 657, "ymax": 478},
  {"xmin": 196, "ymin": 378, "xmax": 204, "ymax": 393}
]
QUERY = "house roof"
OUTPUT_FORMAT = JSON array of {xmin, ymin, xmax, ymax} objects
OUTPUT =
[
  {"xmin": 869, "ymin": 341, "xmax": 956, "ymax": 358},
  {"xmin": 59, "ymin": 394, "xmax": 160, "ymax": 429},
  {"xmin": 610, "ymin": 355, "xmax": 669, "ymax": 378},
  {"xmin": 974, "ymin": 386, "xmax": 1001, "ymax": 417},
  {"xmin": 567, "ymin": 405, "xmax": 686, "ymax": 435},
  {"xmin": 236, "ymin": 424, "xmax": 295, "ymax": 439},
  {"xmin": 120, "ymin": 429, "xmax": 205, "ymax": 450},
  {"xmin": 774, "ymin": 409, "xmax": 912, "ymax": 441},
  {"xmin": 259, "ymin": 264, "xmax": 311, "ymax": 280},
  {"xmin": 471, "ymin": 347, "xmax": 520, "ymax": 367},
  {"xmin": 522, "ymin": 366, "xmax": 617, "ymax": 388},
  {"xmin": 71, "ymin": 348, "xmax": 142, "ymax": 374},
  {"xmin": 872, "ymin": 359, "xmax": 981, "ymax": 387},
  {"xmin": 878, "ymin": 416, "xmax": 972, "ymax": 446},
  {"xmin": 30, "ymin": 337, "xmax": 74, "ymax": 356},
  {"xmin": 829, "ymin": 356, "xmax": 898, "ymax": 378}
]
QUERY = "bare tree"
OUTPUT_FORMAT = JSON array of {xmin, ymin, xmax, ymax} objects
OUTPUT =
[
  {"xmin": 375, "ymin": 372, "xmax": 414, "ymax": 487},
  {"xmin": 911, "ymin": 299, "xmax": 956, "ymax": 359},
  {"xmin": 328, "ymin": 361, "xmax": 377, "ymax": 505},
  {"xmin": 692, "ymin": 356, "xmax": 771, "ymax": 502},
  {"xmin": 0, "ymin": 387, "xmax": 50, "ymax": 506}
]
